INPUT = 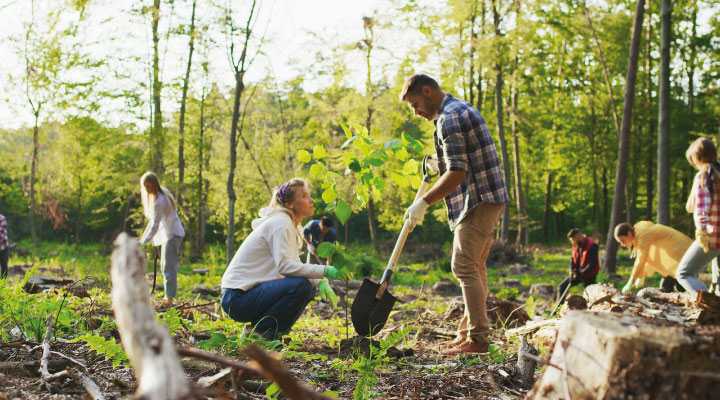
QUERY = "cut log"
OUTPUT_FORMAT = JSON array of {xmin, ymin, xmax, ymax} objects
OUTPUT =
[
  {"xmin": 583, "ymin": 283, "xmax": 619, "ymax": 306},
  {"xmin": 527, "ymin": 311, "xmax": 720, "ymax": 399},
  {"xmin": 110, "ymin": 233, "xmax": 190, "ymax": 400}
]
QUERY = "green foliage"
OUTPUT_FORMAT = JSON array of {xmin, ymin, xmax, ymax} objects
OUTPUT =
[
  {"xmin": 485, "ymin": 344, "xmax": 505, "ymax": 364},
  {"xmin": 351, "ymin": 326, "xmax": 415, "ymax": 400},
  {"xmin": 158, "ymin": 308, "xmax": 189, "ymax": 336},
  {"xmin": 70, "ymin": 333, "xmax": 129, "ymax": 368}
]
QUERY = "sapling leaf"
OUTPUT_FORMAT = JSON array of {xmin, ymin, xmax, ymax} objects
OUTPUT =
[
  {"xmin": 313, "ymin": 144, "xmax": 327, "ymax": 159},
  {"xmin": 310, "ymin": 163, "xmax": 323, "ymax": 177},
  {"xmin": 335, "ymin": 199, "xmax": 351, "ymax": 225},
  {"xmin": 297, "ymin": 149, "xmax": 311, "ymax": 163},
  {"xmin": 322, "ymin": 187, "xmax": 338, "ymax": 203},
  {"xmin": 317, "ymin": 242, "xmax": 336, "ymax": 258}
]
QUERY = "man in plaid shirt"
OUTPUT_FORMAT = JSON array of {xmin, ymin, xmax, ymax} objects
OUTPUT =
[
  {"xmin": 400, "ymin": 74, "xmax": 508, "ymax": 354},
  {"xmin": 0, "ymin": 214, "xmax": 8, "ymax": 279}
]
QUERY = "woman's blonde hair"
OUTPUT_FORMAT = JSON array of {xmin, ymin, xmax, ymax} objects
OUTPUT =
[
  {"xmin": 269, "ymin": 178, "xmax": 307, "ymax": 217},
  {"xmin": 686, "ymin": 137, "xmax": 717, "ymax": 169},
  {"xmin": 140, "ymin": 172, "xmax": 176, "ymax": 218},
  {"xmin": 269, "ymin": 178, "xmax": 308, "ymax": 246}
]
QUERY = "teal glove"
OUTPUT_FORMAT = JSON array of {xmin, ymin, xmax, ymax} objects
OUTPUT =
[
  {"xmin": 318, "ymin": 278, "xmax": 338, "ymax": 308},
  {"xmin": 324, "ymin": 266, "xmax": 349, "ymax": 280}
]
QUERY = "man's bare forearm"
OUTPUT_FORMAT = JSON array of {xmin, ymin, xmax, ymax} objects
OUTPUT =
[{"xmin": 423, "ymin": 170, "xmax": 467, "ymax": 205}]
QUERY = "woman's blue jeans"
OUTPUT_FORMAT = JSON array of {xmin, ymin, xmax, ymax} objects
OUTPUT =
[
  {"xmin": 221, "ymin": 277, "xmax": 314, "ymax": 340},
  {"xmin": 676, "ymin": 241, "xmax": 720, "ymax": 294}
]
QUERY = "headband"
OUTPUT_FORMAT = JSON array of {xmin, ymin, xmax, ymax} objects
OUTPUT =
[{"xmin": 277, "ymin": 182, "xmax": 290, "ymax": 203}]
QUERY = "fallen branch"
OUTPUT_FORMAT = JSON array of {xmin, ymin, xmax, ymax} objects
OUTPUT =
[
  {"xmin": 177, "ymin": 346, "xmax": 264, "ymax": 378},
  {"xmin": 179, "ymin": 345, "xmax": 333, "ymax": 400},
  {"xmin": 156, "ymin": 300, "xmax": 219, "ymax": 313},
  {"xmin": 110, "ymin": 233, "xmax": 190, "ymax": 400},
  {"xmin": 505, "ymin": 319, "xmax": 559, "ymax": 338},
  {"xmin": 67, "ymin": 368, "xmax": 105, "ymax": 400},
  {"xmin": 38, "ymin": 316, "xmax": 66, "ymax": 381},
  {"xmin": 243, "ymin": 344, "xmax": 335, "ymax": 400},
  {"xmin": 39, "ymin": 317, "xmax": 53, "ymax": 379},
  {"xmin": 51, "ymin": 350, "xmax": 87, "ymax": 370}
]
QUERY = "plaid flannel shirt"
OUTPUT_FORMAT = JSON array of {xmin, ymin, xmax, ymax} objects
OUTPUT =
[
  {"xmin": 433, "ymin": 94, "xmax": 509, "ymax": 230},
  {"xmin": 0, "ymin": 214, "xmax": 7, "ymax": 251},
  {"xmin": 692, "ymin": 170, "xmax": 720, "ymax": 249}
]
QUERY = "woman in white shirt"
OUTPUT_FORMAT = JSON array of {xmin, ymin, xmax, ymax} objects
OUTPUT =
[
  {"xmin": 139, "ymin": 172, "xmax": 185, "ymax": 300},
  {"xmin": 221, "ymin": 178, "xmax": 345, "ymax": 340}
]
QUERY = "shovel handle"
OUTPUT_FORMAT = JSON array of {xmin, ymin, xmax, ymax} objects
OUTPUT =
[{"xmin": 376, "ymin": 179, "xmax": 431, "ymax": 300}]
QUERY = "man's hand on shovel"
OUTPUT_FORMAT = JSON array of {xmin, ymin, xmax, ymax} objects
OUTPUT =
[{"xmin": 404, "ymin": 197, "xmax": 429, "ymax": 230}]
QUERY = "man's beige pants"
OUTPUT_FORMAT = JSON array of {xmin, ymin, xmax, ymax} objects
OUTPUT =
[{"xmin": 451, "ymin": 202, "xmax": 505, "ymax": 344}]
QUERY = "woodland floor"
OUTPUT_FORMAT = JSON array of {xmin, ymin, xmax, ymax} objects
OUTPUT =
[{"xmin": 0, "ymin": 242, "xmax": 715, "ymax": 399}]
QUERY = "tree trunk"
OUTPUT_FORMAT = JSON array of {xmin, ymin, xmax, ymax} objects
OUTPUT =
[
  {"xmin": 589, "ymin": 91, "xmax": 601, "ymax": 230},
  {"xmin": 76, "ymin": 175, "xmax": 82, "ymax": 245},
  {"xmin": 492, "ymin": 1, "xmax": 511, "ymax": 241},
  {"xmin": 363, "ymin": 16, "xmax": 379, "ymax": 253},
  {"xmin": 687, "ymin": 3, "xmax": 697, "ymax": 117},
  {"xmin": 30, "ymin": 111, "xmax": 40, "ymax": 247},
  {"xmin": 585, "ymin": 1, "xmax": 634, "ymax": 223},
  {"xmin": 511, "ymin": 65, "xmax": 526, "ymax": 247},
  {"xmin": 656, "ymin": 0, "xmax": 671, "ymax": 225},
  {"xmin": 193, "ymin": 75, "xmax": 208, "ymax": 261},
  {"xmin": 604, "ymin": 0, "xmax": 645, "ymax": 275},
  {"xmin": 645, "ymin": 0, "xmax": 654, "ymax": 221},
  {"xmin": 602, "ymin": 166, "xmax": 608, "ymax": 232},
  {"xmin": 225, "ymin": 0, "xmax": 258, "ymax": 264},
  {"xmin": 543, "ymin": 172, "xmax": 553, "ymax": 239},
  {"xmin": 151, "ymin": 0, "xmax": 163, "ymax": 173},
  {"xmin": 227, "ymin": 71, "xmax": 244, "ymax": 264},
  {"xmin": 177, "ymin": 0, "xmax": 197, "ymax": 208},
  {"xmin": 121, "ymin": 193, "xmax": 138, "ymax": 234}
]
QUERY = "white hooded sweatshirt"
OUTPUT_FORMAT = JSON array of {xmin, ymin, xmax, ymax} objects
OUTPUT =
[{"xmin": 221, "ymin": 207, "xmax": 326, "ymax": 291}]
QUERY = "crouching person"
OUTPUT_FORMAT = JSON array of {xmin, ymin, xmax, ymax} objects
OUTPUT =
[
  {"xmin": 220, "ymin": 178, "xmax": 346, "ymax": 340},
  {"xmin": 557, "ymin": 228, "xmax": 599, "ymax": 303},
  {"xmin": 614, "ymin": 221, "xmax": 690, "ymax": 293}
]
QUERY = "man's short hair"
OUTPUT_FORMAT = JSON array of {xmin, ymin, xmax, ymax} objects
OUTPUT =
[
  {"xmin": 567, "ymin": 228, "xmax": 581, "ymax": 238},
  {"xmin": 320, "ymin": 216, "xmax": 333, "ymax": 228},
  {"xmin": 399, "ymin": 74, "xmax": 440, "ymax": 101}
]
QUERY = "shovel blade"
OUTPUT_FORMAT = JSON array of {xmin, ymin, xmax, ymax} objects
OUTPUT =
[{"xmin": 351, "ymin": 278, "xmax": 397, "ymax": 337}]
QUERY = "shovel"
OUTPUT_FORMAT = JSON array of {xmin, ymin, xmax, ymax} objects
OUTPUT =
[{"xmin": 351, "ymin": 154, "xmax": 438, "ymax": 337}]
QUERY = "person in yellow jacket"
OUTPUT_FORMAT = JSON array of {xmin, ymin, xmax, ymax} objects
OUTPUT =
[{"xmin": 614, "ymin": 221, "xmax": 691, "ymax": 293}]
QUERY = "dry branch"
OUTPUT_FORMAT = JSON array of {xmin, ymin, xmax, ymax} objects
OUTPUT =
[
  {"xmin": 243, "ymin": 343, "xmax": 335, "ymax": 400},
  {"xmin": 179, "ymin": 345, "xmax": 333, "ymax": 400},
  {"xmin": 67, "ymin": 368, "xmax": 105, "ymax": 400},
  {"xmin": 110, "ymin": 233, "xmax": 190, "ymax": 400},
  {"xmin": 38, "ymin": 316, "xmax": 67, "ymax": 381}
]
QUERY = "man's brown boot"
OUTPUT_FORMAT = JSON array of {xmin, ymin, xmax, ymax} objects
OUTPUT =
[{"xmin": 441, "ymin": 339, "xmax": 489, "ymax": 355}]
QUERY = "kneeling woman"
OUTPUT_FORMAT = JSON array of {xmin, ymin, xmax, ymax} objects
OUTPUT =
[{"xmin": 221, "ymin": 178, "xmax": 344, "ymax": 339}]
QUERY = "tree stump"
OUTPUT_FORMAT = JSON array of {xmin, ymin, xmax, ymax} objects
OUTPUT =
[
  {"xmin": 110, "ymin": 233, "xmax": 190, "ymax": 400},
  {"xmin": 527, "ymin": 311, "xmax": 720, "ymax": 400}
]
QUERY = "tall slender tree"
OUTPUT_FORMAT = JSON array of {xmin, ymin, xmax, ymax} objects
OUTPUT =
[
  {"xmin": 150, "ymin": 0, "xmax": 164, "ymax": 173},
  {"xmin": 604, "ymin": 0, "xmax": 646, "ymax": 275},
  {"xmin": 656, "ymin": 0, "xmax": 671, "ymax": 225},
  {"xmin": 177, "ymin": 0, "xmax": 198, "ymax": 209},
  {"xmin": 225, "ymin": 0, "xmax": 267, "ymax": 263},
  {"xmin": 491, "ymin": 0, "xmax": 512, "ymax": 240}
]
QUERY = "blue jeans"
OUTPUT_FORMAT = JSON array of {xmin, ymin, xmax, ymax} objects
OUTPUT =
[
  {"xmin": 221, "ymin": 277, "xmax": 314, "ymax": 340},
  {"xmin": 676, "ymin": 241, "xmax": 720, "ymax": 294}
]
